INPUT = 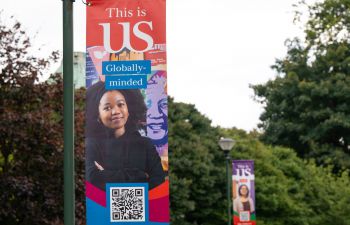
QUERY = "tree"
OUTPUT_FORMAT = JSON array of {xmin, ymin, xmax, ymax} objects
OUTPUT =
[
  {"xmin": 252, "ymin": 0, "xmax": 350, "ymax": 170},
  {"xmin": 168, "ymin": 102, "xmax": 350, "ymax": 225},
  {"xmin": 0, "ymin": 17, "xmax": 64, "ymax": 224},
  {"xmin": 0, "ymin": 17, "xmax": 87, "ymax": 224},
  {"xmin": 222, "ymin": 127, "xmax": 350, "ymax": 225},
  {"xmin": 169, "ymin": 98, "xmax": 350, "ymax": 225},
  {"xmin": 168, "ymin": 98, "xmax": 228, "ymax": 225},
  {"xmin": 297, "ymin": 0, "xmax": 350, "ymax": 49}
]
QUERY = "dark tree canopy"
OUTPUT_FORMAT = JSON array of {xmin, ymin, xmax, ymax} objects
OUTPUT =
[
  {"xmin": 221, "ymin": 128, "xmax": 350, "ymax": 225},
  {"xmin": 168, "ymin": 98, "xmax": 227, "ymax": 225},
  {"xmin": 169, "ymin": 99, "xmax": 350, "ymax": 225},
  {"xmin": 0, "ymin": 19, "xmax": 63, "ymax": 224},
  {"xmin": 0, "ymin": 18, "xmax": 86, "ymax": 225},
  {"xmin": 252, "ymin": 0, "xmax": 350, "ymax": 170}
]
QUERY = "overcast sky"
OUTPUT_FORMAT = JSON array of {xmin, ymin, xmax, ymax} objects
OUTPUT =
[{"xmin": 1, "ymin": 0, "xmax": 313, "ymax": 131}]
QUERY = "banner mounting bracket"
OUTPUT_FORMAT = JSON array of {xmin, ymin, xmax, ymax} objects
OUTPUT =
[{"xmin": 82, "ymin": 0, "xmax": 92, "ymax": 6}]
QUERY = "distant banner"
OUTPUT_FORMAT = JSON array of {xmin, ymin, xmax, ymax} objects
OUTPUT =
[
  {"xmin": 85, "ymin": 0, "xmax": 168, "ymax": 224},
  {"xmin": 232, "ymin": 160, "xmax": 256, "ymax": 225}
]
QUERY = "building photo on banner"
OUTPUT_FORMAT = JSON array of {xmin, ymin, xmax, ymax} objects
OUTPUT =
[{"xmin": 84, "ymin": 0, "xmax": 169, "ymax": 224}]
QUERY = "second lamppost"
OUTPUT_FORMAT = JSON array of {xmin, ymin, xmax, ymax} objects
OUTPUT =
[{"xmin": 219, "ymin": 138, "xmax": 235, "ymax": 225}]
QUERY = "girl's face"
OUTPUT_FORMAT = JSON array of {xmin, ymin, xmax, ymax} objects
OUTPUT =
[
  {"xmin": 99, "ymin": 91, "xmax": 129, "ymax": 132},
  {"xmin": 240, "ymin": 185, "xmax": 248, "ymax": 197}
]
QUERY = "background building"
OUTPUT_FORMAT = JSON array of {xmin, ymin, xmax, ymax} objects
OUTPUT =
[{"xmin": 56, "ymin": 52, "xmax": 86, "ymax": 89}]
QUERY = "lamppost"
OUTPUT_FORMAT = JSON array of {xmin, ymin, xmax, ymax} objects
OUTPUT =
[
  {"xmin": 63, "ymin": 1, "xmax": 75, "ymax": 225},
  {"xmin": 218, "ymin": 138, "xmax": 235, "ymax": 225}
]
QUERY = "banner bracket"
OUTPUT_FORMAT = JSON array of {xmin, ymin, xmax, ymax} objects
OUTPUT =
[{"xmin": 82, "ymin": 0, "xmax": 92, "ymax": 6}]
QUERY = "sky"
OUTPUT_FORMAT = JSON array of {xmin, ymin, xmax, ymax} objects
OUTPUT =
[{"xmin": 1, "ymin": 0, "xmax": 312, "ymax": 131}]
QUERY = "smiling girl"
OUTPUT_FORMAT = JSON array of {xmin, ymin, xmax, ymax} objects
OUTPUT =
[{"xmin": 85, "ymin": 88, "xmax": 165, "ymax": 190}]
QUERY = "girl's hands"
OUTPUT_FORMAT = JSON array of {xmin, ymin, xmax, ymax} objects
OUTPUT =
[{"xmin": 94, "ymin": 161, "xmax": 104, "ymax": 171}]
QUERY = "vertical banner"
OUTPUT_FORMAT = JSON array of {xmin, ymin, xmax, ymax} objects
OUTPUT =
[
  {"xmin": 232, "ymin": 160, "xmax": 256, "ymax": 225},
  {"xmin": 85, "ymin": 0, "xmax": 169, "ymax": 224}
]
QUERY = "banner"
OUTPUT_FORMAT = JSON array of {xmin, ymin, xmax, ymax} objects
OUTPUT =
[
  {"xmin": 232, "ymin": 160, "xmax": 256, "ymax": 225},
  {"xmin": 85, "ymin": 0, "xmax": 168, "ymax": 224}
]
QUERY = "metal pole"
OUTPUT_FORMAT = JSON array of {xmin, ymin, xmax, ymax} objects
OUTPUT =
[
  {"xmin": 63, "ymin": 0, "xmax": 75, "ymax": 225},
  {"xmin": 226, "ymin": 153, "xmax": 232, "ymax": 225}
]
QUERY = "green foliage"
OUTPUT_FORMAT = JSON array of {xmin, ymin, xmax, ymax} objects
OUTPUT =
[
  {"xmin": 300, "ymin": 0, "xmax": 350, "ymax": 48},
  {"xmin": 220, "ymin": 127, "xmax": 350, "ymax": 225},
  {"xmin": 168, "ymin": 98, "xmax": 227, "ymax": 225},
  {"xmin": 0, "ymin": 17, "xmax": 86, "ymax": 225},
  {"xmin": 168, "ymin": 99, "xmax": 350, "ymax": 225},
  {"xmin": 0, "ymin": 17, "xmax": 63, "ymax": 224},
  {"xmin": 252, "ymin": 0, "xmax": 350, "ymax": 171}
]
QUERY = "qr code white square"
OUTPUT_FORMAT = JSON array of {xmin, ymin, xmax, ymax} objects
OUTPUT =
[
  {"xmin": 109, "ymin": 186, "xmax": 145, "ymax": 222},
  {"xmin": 239, "ymin": 211, "xmax": 250, "ymax": 222}
]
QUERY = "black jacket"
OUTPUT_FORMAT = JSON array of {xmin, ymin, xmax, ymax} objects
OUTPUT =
[{"xmin": 86, "ymin": 131, "xmax": 165, "ymax": 190}]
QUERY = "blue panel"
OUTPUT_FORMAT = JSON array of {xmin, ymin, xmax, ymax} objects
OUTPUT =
[
  {"xmin": 86, "ymin": 197, "xmax": 109, "ymax": 225},
  {"xmin": 102, "ymin": 60, "xmax": 151, "ymax": 75},
  {"xmin": 105, "ymin": 75, "xmax": 147, "ymax": 90},
  {"xmin": 86, "ymin": 183, "xmax": 169, "ymax": 225}
]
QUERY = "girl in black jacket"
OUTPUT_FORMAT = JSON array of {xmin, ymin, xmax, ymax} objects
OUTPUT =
[{"xmin": 85, "ymin": 86, "xmax": 165, "ymax": 190}]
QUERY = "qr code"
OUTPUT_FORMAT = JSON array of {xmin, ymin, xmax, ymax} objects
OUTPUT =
[
  {"xmin": 239, "ymin": 211, "xmax": 250, "ymax": 222},
  {"xmin": 109, "ymin": 187, "xmax": 145, "ymax": 222}
]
